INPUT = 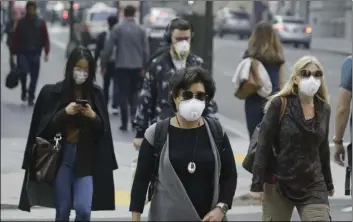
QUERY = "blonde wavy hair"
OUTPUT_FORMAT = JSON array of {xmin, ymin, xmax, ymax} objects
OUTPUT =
[
  {"xmin": 248, "ymin": 21, "xmax": 284, "ymax": 64},
  {"xmin": 264, "ymin": 55, "xmax": 329, "ymax": 112}
]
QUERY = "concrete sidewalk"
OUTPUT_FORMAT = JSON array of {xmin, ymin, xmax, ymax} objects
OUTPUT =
[
  {"xmin": 311, "ymin": 37, "xmax": 352, "ymax": 56},
  {"xmin": 1, "ymin": 137, "xmax": 351, "ymax": 220}
]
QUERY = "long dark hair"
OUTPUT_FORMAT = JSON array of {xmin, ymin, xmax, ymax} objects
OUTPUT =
[
  {"xmin": 62, "ymin": 46, "xmax": 96, "ymax": 102},
  {"xmin": 248, "ymin": 21, "xmax": 284, "ymax": 64}
]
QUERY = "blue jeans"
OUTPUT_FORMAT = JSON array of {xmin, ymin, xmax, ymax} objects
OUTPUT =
[
  {"xmin": 17, "ymin": 53, "xmax": 40, "ymax": 99},
  {"xmin": 54, "ymin": 144, "xmax": 93, "ymax": 221}
]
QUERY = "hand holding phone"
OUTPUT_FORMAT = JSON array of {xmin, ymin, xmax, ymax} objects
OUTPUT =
[
  {"xmin": 75, "ymin": 99, "xmax": 88, "ymax": 107},
  {"xmin": 65, "ymin": 102, "xmax": 81, "ymax": 115}
]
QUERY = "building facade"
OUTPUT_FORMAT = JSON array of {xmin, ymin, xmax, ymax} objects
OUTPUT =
[{"xmin": 308, "ymin": 0, "xmax": 351, "ymax": 40}]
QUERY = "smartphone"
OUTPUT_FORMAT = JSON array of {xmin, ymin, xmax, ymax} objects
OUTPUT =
[{"xmin": 75, "ymin": 99, "xmax": 88, "ymax": 107}]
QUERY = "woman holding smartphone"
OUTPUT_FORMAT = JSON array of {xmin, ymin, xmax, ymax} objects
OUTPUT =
[{"xmin": 18, "ymin": 46, "xmax": 118, "ymax": 221}]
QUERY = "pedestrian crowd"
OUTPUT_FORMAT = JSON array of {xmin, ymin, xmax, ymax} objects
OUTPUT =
[{"xmin": 2, "ymin": 2, "xmax": 351, "ymax": 221}]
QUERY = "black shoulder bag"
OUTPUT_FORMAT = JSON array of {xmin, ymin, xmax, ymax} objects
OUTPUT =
[{"xmin": 242, "ymin": 97, "xmax": 287, "ymax": 174}]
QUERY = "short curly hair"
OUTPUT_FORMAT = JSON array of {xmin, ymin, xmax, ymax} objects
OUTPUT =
[{"xmin": 169, "ymin": 67, "xmax": 216, "ymax": 111}]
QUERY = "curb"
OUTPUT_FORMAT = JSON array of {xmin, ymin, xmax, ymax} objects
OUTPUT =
[{"xmin": 310, "ymin": 48, "xmax": 351, "ymax": 57}]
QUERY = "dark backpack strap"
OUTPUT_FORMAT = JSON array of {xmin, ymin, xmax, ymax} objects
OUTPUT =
[
  {"xmin": 147, "ymin": 118, "xmax": 170, "ymax": 201},
  {"xmin": 153, "ymin": 118, "xmax": 170, "ymax": 154},
  {"xmin": 204, "ymin": 116, "xmax": 225, "ymax": 153}
]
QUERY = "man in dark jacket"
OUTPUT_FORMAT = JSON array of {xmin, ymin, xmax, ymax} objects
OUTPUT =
[
  {"xmin": 102, "ymin": 5, "xmax": 149, "ymax": 131},
  {"xmin": 132, "ymin": 18, "xmax": 218, "ymax": 149},
  {"xmin": 4, "ymin": 8, "xmax": 20, "ymax": 69},
  {"xmin": 12, "ymin": 1, "xmax": 50, "ymax": 106},
  {"xmin": 94, "ymin": 15, "xmax": 119, "ymax": 116}
]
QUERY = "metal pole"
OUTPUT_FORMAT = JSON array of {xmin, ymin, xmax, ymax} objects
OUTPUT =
[
  {"xmin": 8, "ymin": 0, "xmax": 14, "ymax": 23},
  {"xmin": 69, "ymin": 1, "xmax": 74, "ymax": 42},
  {"xmin": 116, "ymin": 1, "xmax": 120, "ymax": 22},
  {"xmin": 204, "ymin": 0, "xmax": 213, "ymax": 74},
  {"xmin": 139, "ymin": 1, "xmax": 144, "ymax": 24},
  {"xmin": 305, "ymin": 0, "xmax": 310, "ymax": 24}
]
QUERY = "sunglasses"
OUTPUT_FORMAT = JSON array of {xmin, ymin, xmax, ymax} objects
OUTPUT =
[
  {"xmin": 174, "ymin": 36, "xmax": 190, "ymax": 42},
  {"xmin": 181, "ymin": 91, "xmax": 207, "ymax": 101},
  {"xmin": 300, "ymin": 70, "xmax": 323, "ymax": 78}
]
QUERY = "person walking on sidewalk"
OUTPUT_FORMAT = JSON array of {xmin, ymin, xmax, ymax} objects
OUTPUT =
[
  {"xmin": 4, "ymin": 8, "xmax": 20, "ymax": 69},
  {"xmin": 95, "ymin": 15, "xmax": 120, "ymax": 116},
  {"xmin": 333, "ymin": 56, "xmax": 352, "ymax": 197},
  {"xmin": 132, "ymin": 18, "xmax": 218, "ymax": 150},
  {"xmin": 130, "ymin": 67, "xmax": 237, "ymax": 221},
  {"xmin": 12, "ymin": 1, "xmax": 50, "ymax": 106},
  {"xmin": 250, "ymin": 56, "xmax": 334, "ymax": 221},
  {"xmin": 242, "ymin": 21, "xmax": 285, "ymax": 138},
  {"xmin": 18, "ymin": 47, "xmax": 118, "ymax": 221},
  {"xmin": 102, "ymin": 5, "xmax": 149, "ymax": 131}
]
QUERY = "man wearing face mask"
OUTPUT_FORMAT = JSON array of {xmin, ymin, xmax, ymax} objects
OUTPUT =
[
  {"xmin": 12, "ymin": 1, "xmax": 50, "ymax": 106},
  {"xmin": 132, "ymin": 18, "xmax": 218, "ymax": 150}
]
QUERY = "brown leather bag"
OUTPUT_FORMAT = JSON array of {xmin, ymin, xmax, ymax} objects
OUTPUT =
[
  {"xmin": 234, "ymin": 59, "xmax": 262, "ymax": 100},
  {"xmin": 33, "ymin": 133, "xmax": 62, "ymax": 183}
]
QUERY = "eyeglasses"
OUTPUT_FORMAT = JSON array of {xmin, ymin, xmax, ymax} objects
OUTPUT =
[
  {"xmin": 181, "ymin": 91, "xmax": 207, "ymax": 101},
  {"xmin": 174, "ymin": 36, "xmax": 190, "ymax": 42},
  {"xmin": 300, "ymin": 70, "xmax": 323, "ymax": 78}
]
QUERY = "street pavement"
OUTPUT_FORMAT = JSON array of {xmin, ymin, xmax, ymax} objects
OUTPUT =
[{"xmin": 1, "ymin": 24, "xmax": 351, "ymax": 221}]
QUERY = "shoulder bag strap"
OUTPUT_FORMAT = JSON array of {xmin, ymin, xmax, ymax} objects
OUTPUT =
[{"xmin": 280, "ymin": 97, "xmax": 287, "ymax": 121}]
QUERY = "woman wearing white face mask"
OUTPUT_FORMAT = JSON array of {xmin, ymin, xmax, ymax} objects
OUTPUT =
[
  {"xmin": 18, "ymin": 47, "xmax": 118, "ymax": 221},
  {"xmin": 249, "ymin": 56, "xmax": 334, "ymax": 221},
  {"xmin": 130, "ymin": 67, "xmax": 238, "ymax": 221}
]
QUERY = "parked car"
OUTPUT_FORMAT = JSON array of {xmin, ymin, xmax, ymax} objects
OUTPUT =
[
  {"xmin": 75, "ymin": 3, "xmax": 117, "ymax": 47},
  {"xmin": 272, "ymin": 15, "xmax": 312, "ymax": 49},
  {"xmin": 214, "ymin": 8, "xmax": 251, "ymax": 39},
  {"xmin": 143, "ymin": 7, "xmax": 177, "ymax": 32}
]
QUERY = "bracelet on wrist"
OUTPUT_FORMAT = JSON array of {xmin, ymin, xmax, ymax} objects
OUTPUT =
[{"xmin": 332, "ymin": 136, "xmax": 343, "ymax": 145}]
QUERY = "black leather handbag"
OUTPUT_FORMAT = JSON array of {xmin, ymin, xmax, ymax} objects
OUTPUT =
[
  {"xmin": 5, "ymin": 68, "xmax": 20, "ymax": 89},
  {"xmin": 33, "ymin": 133, "xmax": 62, "ymax": 183}
]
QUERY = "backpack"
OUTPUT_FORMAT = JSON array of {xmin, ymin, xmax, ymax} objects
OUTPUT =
[
  {"xmin": 242, "ymin": 97, "xmax": 287, "ymax": 174},
  {"xmin": 146, "ymin": 116, "xmax": 224, "ymax": 202}
]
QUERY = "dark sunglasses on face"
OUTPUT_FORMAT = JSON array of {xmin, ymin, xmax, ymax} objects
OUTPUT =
[
  {"xmin": 300, "ymin": 70, "xmax": 323, "ymax": 78},
  {"xmin": 181, "ymin": 91, "xmax": 207, "ymax": 101},
  {"xmin": 174, "ymin": 36, "xmax": 190, "ymax": 42}
]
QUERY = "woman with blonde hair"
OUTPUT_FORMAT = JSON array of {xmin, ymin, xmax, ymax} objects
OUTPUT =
[
  {"xmin": 250, "ymin": 55, "xmax": 334, "ymax": 221},
  {"xmin": 243, "ymin": 21, "xmax": 285, "ymax": 138}
]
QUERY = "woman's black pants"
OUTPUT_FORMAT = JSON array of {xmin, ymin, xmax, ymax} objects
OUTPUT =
[{"xmin": 245, "ymin": 94, "xmax": 267, "ymax": 139}]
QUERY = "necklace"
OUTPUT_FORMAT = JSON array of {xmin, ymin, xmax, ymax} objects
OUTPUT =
[{"xmin": 175, "ymin": 116, "xmax": 200, "ymax": 174}]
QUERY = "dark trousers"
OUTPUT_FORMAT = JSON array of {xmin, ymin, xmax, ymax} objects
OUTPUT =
[
  {"xmin": 103, "ymin": 62, "xmax": 119, "ymax": 109},
  {"xmin": 17, "ymin": 53, "xmax": 41, "ymax": 100},
  {"xmin": 116, "ymin": 68, "xmax": 140, "ymax": 128},
  {"xmin": 8, "ymin": 46, "xmax": 15, "ymax": 69},
  {"xmin": 54, "ymin": 144, "xmax": 93, "ymax": 221},
  {"xmin": 245, "ymin": 94, "xmax": 267, "ymax": 139}
]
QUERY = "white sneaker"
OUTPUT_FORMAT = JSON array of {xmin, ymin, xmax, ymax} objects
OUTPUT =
[{"xmin": 112, "ymin": 108, "xmax": 119, "ymax": 116}]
